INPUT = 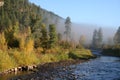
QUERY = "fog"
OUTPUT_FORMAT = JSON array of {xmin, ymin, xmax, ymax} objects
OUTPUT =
[
  {"xmin": 71, "ymin": 23, "xmax": 116, "ymax": 44},
  {"xmin": 56, "ymin": 20, "xmax": 117, "ymax": 45}
]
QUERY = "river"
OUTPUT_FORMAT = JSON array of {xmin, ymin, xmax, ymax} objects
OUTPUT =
[
  {"xmin": 67, "ymin": 56, "xmax": 120, "ymax": 80},
  {"xmin": 1, "ymin": 53, "xmax": 120, "ymax": 80}
]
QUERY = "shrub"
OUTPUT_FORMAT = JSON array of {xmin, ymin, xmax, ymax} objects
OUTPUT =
[
  {"xmin": 40, "ymin": 54, "xmax": 57, "ymax": 63},
  {"xmin": 0, "ymin": 50, "xmax": 16, "ymax": 72},
  {"xmin": 0, "ymin": 32, "xmax": 7, "ymax": 50},
  {"xmin": 68, "ymin": 51, "xmax": 82, "ymax": 59},
  {"xmin": 25, "ymin": 38, "xmax": 34, "ymax": 53},
  {"xmin": 57, "ymin": 53, "xmax": 69, "ymax": 61},
  {"xmin": 68, "ymin": 49, "xmax": 93, "ymax": 59},
  {"xmin": 11, "ymin": 50, "xmax": 39, "ymax": 66},
  {"xmin": 19, "ymin": 37, "xmax": 25, "ymax": 50}
]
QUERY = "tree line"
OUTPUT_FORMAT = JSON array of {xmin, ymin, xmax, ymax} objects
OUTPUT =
[{"xmin": 91, "ymin": 26, "xmax": 120, "ymax": 49}]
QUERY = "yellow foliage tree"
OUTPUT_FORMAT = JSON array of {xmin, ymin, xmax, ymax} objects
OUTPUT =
[
  {"xmin": 19, "ymin": 36, "xmax": 25, "ymax": 50},
  {"xmin": 25, "ymin": 38, "xmax": 34, "ymax": 53},
  {"xmin": 0, "ymin": 32, "xmax": 7, "ymax": 50}
]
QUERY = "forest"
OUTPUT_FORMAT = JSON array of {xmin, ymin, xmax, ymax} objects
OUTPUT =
[{"xmin": 0, "ymin": 0, "xmax": 120, "ymax": 73}]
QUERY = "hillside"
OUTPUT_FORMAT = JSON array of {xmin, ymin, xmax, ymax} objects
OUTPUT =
[{"xmin": 0, "ymin": 0, "xmax": 64, "ymax": 33}]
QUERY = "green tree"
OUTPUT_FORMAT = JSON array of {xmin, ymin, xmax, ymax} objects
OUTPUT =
[
  {"xmin": 92, "ymin": 29, "xmax": 98, "ymax": 48},
  {"xmin": 48, "ymin": 24, "xmax": 57, "ymax": 48},
  {"xmin": 114, "ymin": 26, "xmax": 120, "ymax": 44},
  {"xmin": 40, "ymin": 23, "xmax": 49, "ymax": 52},
  {"xmin": 92, "ymin": 28, "xmax": 103, "ymax": 48},
  {"xmin": 98, "ymin": 27, "xmax": 103, "ymax": 48},
  {"xmin": 64, "ymin": 17, "xmax": 71, "ymax": 41},
  {"xmin": 5, "ymin": 22, "xmax": 19, "ymax": 48},
  {"xmin": 57, "ymin": 33, "xmax": 62, "ymax": 44}
]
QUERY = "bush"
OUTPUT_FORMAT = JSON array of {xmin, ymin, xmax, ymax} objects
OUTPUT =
[
  {"xmin": 68, "ymin": 51, "xmax": 81, "ymax": 59},
  {"xmin": 24, "ymin": 38, "xmax": 34, "ymax": 53},
  {"xmin": 68, "ymin": 49, "xmax": 93, "ymax": 59},
  {"xmin": 0, "ymin": 32, "xmax": 7, "ymax": 50},
  {"xmin": 56, "ymin": 51, "xmax": 69, "ymax": 61},
  {"xmin": 0, "ymin": 50, "xmax": 16, "ymax": 72},
  {"xmin": 11, "ymin": 50, "xmax": 39, "ymax": 66},
  {"xmin": 40, "ymin": 54, "xmax": 58, "ymax": 63}
]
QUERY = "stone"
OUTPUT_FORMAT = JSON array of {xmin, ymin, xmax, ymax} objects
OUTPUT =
[
  {"xmin": 28, "ymin": 66, "xmax": 33, "ymax": 70},
  {"xmin": 14, "ymin": 68, "xmax": 18, "ymax": 72},
  {"xmin": 17, "ymin": 67, "xmax": 22, "ymax": 71},
  {"xmin": 22, "ymin": 66, "xmax": 28, "ymax": 71},
  {"xmin": 33, "ymin": 65, "xmax": 37, "ymax": 68}
]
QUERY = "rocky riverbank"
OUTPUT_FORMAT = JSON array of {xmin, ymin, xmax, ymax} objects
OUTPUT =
[
  {"xmin": 9, "ymin": 59, "xmax": 88, "ymax": 80},
  {"xmin": 0, "ymin": 65, "xmax": 37, "ymax": 76},
  {"xmin": 9, "ymin": 56, "xmax": 120, "ymax": 80}
]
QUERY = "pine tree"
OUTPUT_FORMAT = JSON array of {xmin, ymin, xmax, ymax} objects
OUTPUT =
[
  {"xmin": 40, "ymin": 23, "xmax": 49, "ymax": 51},
  {"xmin": 92, "ymin": 29, "xmax": 98, "ymax": 48},
  {"xmin": 64, "ymin": 17, "xmax": 71, "ymax": 41},
  {"xmin": 98, "ymin": 27, "xmax": 103, "ymax": 47},
  {"xmin": 92, "ymin": 28, "xmax": 103, "ymax": 48},
  {"xmin": 114, "ymin": 26, "xmax": 120, "ymax": 44},
  {"xmin": 48, "ymin": 24, "xmax": 57, "ymax": 48}
]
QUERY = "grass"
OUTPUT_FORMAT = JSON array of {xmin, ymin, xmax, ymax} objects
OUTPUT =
[
  {"xmin": 68, "ymin": 49, "xmax": 94, "ymax": 59},
  {"xmin": 0, "ymin": 48, "xmax": 94, "ymax": 72}
]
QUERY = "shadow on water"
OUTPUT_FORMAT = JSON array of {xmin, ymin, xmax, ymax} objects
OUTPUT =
[{"xmin": 98, "ymin": 56, "xmax": 120, "ymax": 62}]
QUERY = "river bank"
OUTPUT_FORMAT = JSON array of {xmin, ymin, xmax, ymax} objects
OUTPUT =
[
  {"xmin": 1, "ymin": 59, "xmax": 88, "ymax": 80},
  {"xmin": 9, "ymin": 56, "xmax": 120, "ymax": 80}
]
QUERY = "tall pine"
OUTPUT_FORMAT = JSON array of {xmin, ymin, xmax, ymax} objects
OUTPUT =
[
  {"xmin": 48, "ymin": 24, "xmax": 57, "ymax": 48},
  {"xmin": 114, "ymin": 26, "xmax": 120, "ymax": 44}
]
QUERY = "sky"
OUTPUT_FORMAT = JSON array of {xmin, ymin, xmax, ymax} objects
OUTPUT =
[{"xmin": 29, "ymin": 0, "xmax": 120, "ymax": 28}]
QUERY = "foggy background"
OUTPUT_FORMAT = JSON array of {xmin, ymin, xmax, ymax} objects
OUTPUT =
[{"xmin": 56, "ymin": 19, "xmax": 117, "ymax": 45}]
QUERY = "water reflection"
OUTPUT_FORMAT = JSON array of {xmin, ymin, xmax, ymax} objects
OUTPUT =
[{"xmin": 0, "ymin": 71, "xmax": 32, "ymax": 80}]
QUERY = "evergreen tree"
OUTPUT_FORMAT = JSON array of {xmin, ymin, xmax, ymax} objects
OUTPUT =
[
  {"xmin": 92, "ymin": 28, "xmax": 103, "ymax": 48},
  {"xmin": 0, "ymin": 0, "xmax": 64, "ymax": 49},
  {"xmin": 64, "ymin": 16, "xmax": 71, "ymax": 41},
  {"xmin": 5, "ymin": 22, "xmax": 19, "ymax": 48},
  {"xmin": 57, "ymin": 33, "xmax": 62, "ymax": 44},
  {"xmin": 40, "ymin": 23, "xmax": 49, "ymax": 51},
  {"xmin": 48, "ymin": 24, "xmax": 57, "ymax": 48},
  {"xmin": 114, "ymin": 26, "xmax": 120, "ymax": 44},
  {"xmin": 92, "ymin": 29, "xmax": 98, "ymax": 48},
  {"xmin": 98, "ymin": 27, "xmax": 103, "ymax": 47}
]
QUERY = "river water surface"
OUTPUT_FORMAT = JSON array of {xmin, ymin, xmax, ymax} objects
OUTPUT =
[{"xmin": 68, "ymin": 56, "xmax": 120, "ymax": 80}]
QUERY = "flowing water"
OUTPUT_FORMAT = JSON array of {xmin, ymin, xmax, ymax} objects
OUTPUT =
[
  {"xmin": 49, "ymin": 56, "xmax": 120, "ymax": 80},
  {"xmin": 69, "ymin": 56, "xmax": 120, "ymax": 80}
]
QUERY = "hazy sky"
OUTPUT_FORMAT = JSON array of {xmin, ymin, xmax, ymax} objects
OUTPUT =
[{"xmin": 29, "ymin": 0, "xmax": 120, "ymax": 28}]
